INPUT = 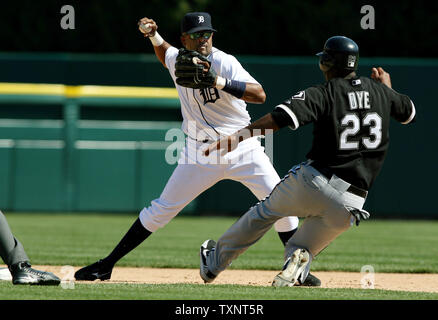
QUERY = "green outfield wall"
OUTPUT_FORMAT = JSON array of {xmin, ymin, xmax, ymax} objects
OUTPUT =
[{"xmin": 0, "ymin": 53, "xmax": 436, "ymax": 217}]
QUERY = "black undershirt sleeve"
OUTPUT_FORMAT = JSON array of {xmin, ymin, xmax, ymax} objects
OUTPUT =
[{"xmin": 270, "ymin": 109, "xmax": 294, "ymax": 129}]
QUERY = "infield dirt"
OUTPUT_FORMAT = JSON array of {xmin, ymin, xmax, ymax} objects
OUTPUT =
[{"xmin": 27, "ymin": 265, "xmax": 438, "ymax": 294}]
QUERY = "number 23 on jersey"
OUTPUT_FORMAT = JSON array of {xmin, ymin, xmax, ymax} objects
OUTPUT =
[{"xmin": 339, "ymin": 90, "xmax": 382, "ymax": 150}]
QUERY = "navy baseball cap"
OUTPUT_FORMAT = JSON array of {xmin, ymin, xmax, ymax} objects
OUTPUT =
[{"xmin": 181, "ymin": 12, "xmax": 217, "ymax": 34}]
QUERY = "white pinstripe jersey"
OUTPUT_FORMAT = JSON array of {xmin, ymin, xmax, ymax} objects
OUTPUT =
[{"xmin": 165, "ymin": 46, "xmax": 259, "ymax": 140}]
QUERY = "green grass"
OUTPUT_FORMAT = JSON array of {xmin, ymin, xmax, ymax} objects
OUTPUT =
[
  {"xmin": 1, "ymin": 282, "xmax": 437, "ymax": 300},
  {"xmin": 4, "ymin": 213, "xmax": 438, "ymax": 273},
  {"xmin": 1, "ymin": 213, "xmax": 438, "ymax": 300}
]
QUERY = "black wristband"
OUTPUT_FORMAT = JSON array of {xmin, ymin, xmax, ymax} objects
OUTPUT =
[{"xmin": 222, "ymin": 79, "xmax": 246, "ymax": 99}]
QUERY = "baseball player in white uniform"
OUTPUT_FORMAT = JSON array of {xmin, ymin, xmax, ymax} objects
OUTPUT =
[{"xmin": 75, "ymin": 12, "xmax": 320, "ymax": 286}]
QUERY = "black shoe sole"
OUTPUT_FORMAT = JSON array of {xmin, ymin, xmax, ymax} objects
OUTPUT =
[
  {"xmin": 299, "ymin": 273, "xmax": 321, "ymax": 287},
  {"xmin": 74, "ymin": 271, "xmax": 112, "ymax": 281},
  {"xmin": 13, "ymin": 279, "xmax": 61, "ymax": 286}
]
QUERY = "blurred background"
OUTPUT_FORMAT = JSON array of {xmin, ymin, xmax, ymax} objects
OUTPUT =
[{"xmin": 0, "ymin": 0, "xmax": 436, "ymax": 218}]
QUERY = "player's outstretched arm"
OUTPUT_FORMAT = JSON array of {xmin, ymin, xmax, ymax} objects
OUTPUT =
[
  {"xmin": 214, "ymin": 77, "xmax": 266, "ymax": 104},
  {"xmin": 240, "ymin": 83, "xmax": 266, "ymax": 104},
  {"xmin": 204, "ymin": 113, "xmax": 279, "ymax": 156},
  {"xmin": 138, "ymin": 17, "xmax": 171, "ymax": 68}
]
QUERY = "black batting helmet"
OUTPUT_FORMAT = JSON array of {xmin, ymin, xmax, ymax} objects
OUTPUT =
[{"xmin": 316, "ymin": 36, "xmax": 359, "ymax": 72}]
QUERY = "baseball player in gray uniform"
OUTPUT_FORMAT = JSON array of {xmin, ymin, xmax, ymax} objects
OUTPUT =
[
  {"xmin": 199, "ymin": 36, "xmax": 416, "ymax": 286},
  {"xmin": 75, "ymin": 12, "xmax": 320, "ymax": 286},
  {"xmin": 0, "ymin": 210, "xmax": 60, "ymax": 285}
]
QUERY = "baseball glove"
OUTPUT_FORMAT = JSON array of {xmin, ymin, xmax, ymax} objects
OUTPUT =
[{"xmin": 175, "ymin": 48, "xmax": 217, "ymax": 89}]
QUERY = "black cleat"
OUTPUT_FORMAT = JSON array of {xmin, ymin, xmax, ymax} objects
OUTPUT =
[
  {"xmin": 74, "ymin": 259, "xmax": 113, "ymax": 281},
  {"xmin": 10, "ymin": 262, "xmax": 60, "ymax": 286},
  {"xmin": 297, "ymin": 272, "xmax": 322, "ymax": 287},
  {"xmin": 199, "ymin": 239, "xmax": 217, "ymax": 283}
]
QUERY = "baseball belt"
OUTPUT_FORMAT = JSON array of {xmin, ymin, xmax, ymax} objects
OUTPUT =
[{"xmin": 310, "ymin": 162, "xmax": 368, "ymax": 199}]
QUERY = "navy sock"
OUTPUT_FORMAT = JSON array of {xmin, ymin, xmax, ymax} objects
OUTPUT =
[
  {"xmin": 278, "ymin": 229, "xmax": 297, "ymax": 247},
  {"xmin": 103, "ymin": 218, "xmax": 152, "ymax": 266}
]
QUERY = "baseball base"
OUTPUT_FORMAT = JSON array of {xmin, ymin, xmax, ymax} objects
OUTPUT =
[{"xmin": 0, "ymin": 267, "xmax": 12, "ymax": 281}]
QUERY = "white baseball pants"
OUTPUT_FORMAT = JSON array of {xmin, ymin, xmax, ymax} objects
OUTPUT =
[{"xmin": 139, "ymin": 137, "xmax": 298, "ymax": 233}]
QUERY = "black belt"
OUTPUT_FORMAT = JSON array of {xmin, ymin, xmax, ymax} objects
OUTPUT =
[
  {"xmin": 188, "ymin": 136, "xmax": 210, "ymax": 143},
  {"xmin": 311, "ymin": 163, "xmax": 368, "ymax": 199}
]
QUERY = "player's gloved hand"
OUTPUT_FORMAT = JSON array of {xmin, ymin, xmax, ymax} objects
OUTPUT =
[
  {"xmin": 175, "ymin": 48, "xmax": 217, "ymax": 89},
  {"xmin": 345, "ymin": 206, "xmax": 370, "ymax": 226}
]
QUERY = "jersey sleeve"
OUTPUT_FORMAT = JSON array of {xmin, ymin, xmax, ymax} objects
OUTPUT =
[
  {"xmin": 164, "ymin": 46, "xmax": 179, "ymax": 81},
  {"xmin": 273, "ymin": 86, "xmax": 327, "ymax": 130},
  {"xmin": 218, "ymin": 54, "xmax": 259, "ymax": 84},
  {"xmin": 384, "ymin": 86, "xmax": 416, "ymax": 124}
]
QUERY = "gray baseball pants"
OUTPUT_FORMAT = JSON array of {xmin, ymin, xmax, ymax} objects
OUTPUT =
[
  {"xmin": 0, "ymin": 211, "xmax": 29, "ymax": 267},
  {"xmin": 207, "ymin": 161, "xmax": 366, "ymax": 278}
]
